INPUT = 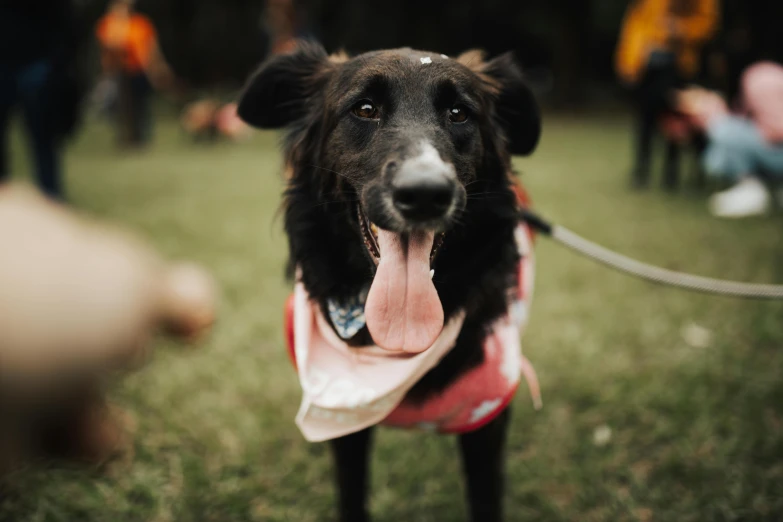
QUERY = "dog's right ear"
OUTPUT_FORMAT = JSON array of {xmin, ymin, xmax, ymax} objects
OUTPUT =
[
  {"xmin": 457, "ymin": 50, "xmax": 541, "ymax": 156},
  {"xmin": 238, "ymin": 42, "xmax": 330, "ymax": 129}
]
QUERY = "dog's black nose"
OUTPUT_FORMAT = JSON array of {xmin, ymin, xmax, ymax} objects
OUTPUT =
[{"xmin": 392, "ymin": 176, "xmax": 455, "ymax": 221}]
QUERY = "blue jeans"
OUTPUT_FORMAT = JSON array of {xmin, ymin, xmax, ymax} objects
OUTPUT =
[
  {"xmin": 0, "ymin": 59, "xmax": 64, "ymax": 200},
  {"xmin": 704, "ymin": 116, "xmax": 783, "ymax": 181}
]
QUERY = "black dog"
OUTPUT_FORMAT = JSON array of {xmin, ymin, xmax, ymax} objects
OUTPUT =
[{"xmin": 238, "ymin": 43, "xmax": 540, "ymax": 522}]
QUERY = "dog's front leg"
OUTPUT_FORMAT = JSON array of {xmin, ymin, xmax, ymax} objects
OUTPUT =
[
  {"xmin": 458, "ymin": 406, "xmax": 511, "ymax": 522},
  {"xmin": 330, "ymin": 427, "xmax": 374, "ymax": 522}
]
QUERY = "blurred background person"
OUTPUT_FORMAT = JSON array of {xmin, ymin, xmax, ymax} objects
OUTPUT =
[
  {"xmin": 616, "ymin": 0, "xmax": 719, "ymax": 190},
  {"xmin": 264, "ymin": 0, "xmax": 301, "ymax": 55},
  {"xmin": 95, "ymin": 0, "xmax": 175, "ymax": 148},
  {"xmin": 678, "ymin": 62, "xmax": 783, "ymax": 217},
  {"xmin": 0, "ymin": 0, "xmax": 83, "ymax": 201}
]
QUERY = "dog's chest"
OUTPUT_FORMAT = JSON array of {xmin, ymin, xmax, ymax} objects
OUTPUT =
[{"xmin": 283, "ymin": 221, "xmax": 538, "ymax": 442}]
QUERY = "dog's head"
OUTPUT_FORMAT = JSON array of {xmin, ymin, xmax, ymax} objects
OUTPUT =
[{"xmin": 238, "ymin": 43, "xmax": 540, "ymax": 352}]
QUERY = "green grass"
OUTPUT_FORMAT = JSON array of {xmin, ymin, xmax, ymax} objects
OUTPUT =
[{"xmin": 2, "ymin": 113, "xmax": 783, "ymax": 522}]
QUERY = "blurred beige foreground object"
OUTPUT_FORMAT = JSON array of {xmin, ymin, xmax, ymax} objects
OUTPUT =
[{"xmin": 0, "ymin": 184, "xmax": 217, "ymax": 473}]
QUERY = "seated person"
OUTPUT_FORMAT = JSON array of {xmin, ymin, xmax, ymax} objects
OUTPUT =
[{"xmin": 678, "ymin": 62, "xmax": 783, "ymax": 217}]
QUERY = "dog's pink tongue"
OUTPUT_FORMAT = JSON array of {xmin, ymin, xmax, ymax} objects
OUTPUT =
[{"xmin": 365, "ymin": 230, "xmax": 444, "ymax": 353}]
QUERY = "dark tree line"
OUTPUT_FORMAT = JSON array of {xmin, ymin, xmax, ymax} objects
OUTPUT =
[{"xmin": 69, "ymin": 0, "xmax": 783, "ymax": 101}]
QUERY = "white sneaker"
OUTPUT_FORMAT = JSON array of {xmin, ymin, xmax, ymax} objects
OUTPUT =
[{"xmin": 709, "ymin": 177, "xmax": 771, "ymax": 218}]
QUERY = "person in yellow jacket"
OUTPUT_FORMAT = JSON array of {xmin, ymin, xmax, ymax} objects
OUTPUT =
[{"xmin": 616, "ymin": 0, "xmax": 719, "ymax": 189}]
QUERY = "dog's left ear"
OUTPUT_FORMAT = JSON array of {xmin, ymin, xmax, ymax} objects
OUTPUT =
[
  {"xmin": 479, "ymin": 53, "xmax": 541, "ymax": 156},
  {"xmin": 238, "ymin": 41, "xmax": 331, "ymax": 129}
]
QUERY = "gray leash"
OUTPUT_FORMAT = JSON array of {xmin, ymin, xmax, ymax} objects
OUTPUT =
[{"xmin": 518, "ymin": 209, "xmax": 783, "ymax": 300}]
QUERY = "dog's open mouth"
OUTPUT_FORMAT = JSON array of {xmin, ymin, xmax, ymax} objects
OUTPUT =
[
  {"xmin": 357, "ymin": 205, "xmax": 446, "ymax": 354},
  {"xmin": 357, "ymin": 206, "xmax": 444, "ymax": 268}
]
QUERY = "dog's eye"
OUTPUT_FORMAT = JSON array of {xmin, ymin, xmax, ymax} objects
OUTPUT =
[
  {"xmin": 449, "ymin": 106, "xmax": 468, "ymax": 123},
  {"xmin": 352, "ymin": 101, "xmax": 380, "ymax": 120}
]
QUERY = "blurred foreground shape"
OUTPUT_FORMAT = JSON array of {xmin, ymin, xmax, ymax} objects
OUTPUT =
[{"xmin": 0, "ymin": 184, "xmax": 217, "ymax": 474}]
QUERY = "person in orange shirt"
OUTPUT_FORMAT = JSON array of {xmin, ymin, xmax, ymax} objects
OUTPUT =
[
  {"xmin": 96, "ymin": 0, "xmax": 173, "ymax": 146},
  {"xmin": 616, "ymin": 0, "xmax": 719, "ymax": 189}
]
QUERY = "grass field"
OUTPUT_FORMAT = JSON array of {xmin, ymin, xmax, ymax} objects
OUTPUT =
[{"xmin": 2, "ymin": 113, "xmax": 783, "ymax": 522}]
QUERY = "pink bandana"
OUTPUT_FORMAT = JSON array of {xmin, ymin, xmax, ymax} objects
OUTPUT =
[{"xmin": 283, "ymin": 187, "xmax": 540, "ymax": 442}]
